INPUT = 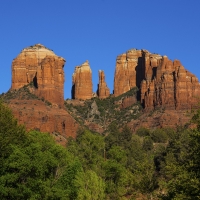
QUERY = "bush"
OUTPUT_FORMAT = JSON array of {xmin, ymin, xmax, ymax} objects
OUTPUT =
[
  {"xmin": 136, "ymin": 127, "xmax": 150, "ymax": 137},
  {"xmin": 150, "ymin": 129, "xmax": 168, "ymax": 143},
  {"xmin": 143, "ymin": 136, "xmax": 153, "ymax": 151}
]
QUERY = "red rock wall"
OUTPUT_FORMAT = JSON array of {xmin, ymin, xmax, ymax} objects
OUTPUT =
[
  {"xmin": 11, "ymin": 44, "xmax": 65, "ymax": 106},
  {"xmin": 141, "ymin": 56, "xmax": 200, "ymax": 110},
  {"xmin": 114, "ymin": 49, "xmax": 147, "ymax": 97},
  {"xmin": 98, "ymin": 70, "xmax": 110, "ymax": 99},
  {"xmin": 8, "ymin": 99, "xmax": 79, "ymax": 145},
  {"xmin": 72, "ymin": 61, "xmax": 93, "ymax": 100},
  {"xmin": 114, "ymin": 48, "xmax": 200, "ymax": 110}
]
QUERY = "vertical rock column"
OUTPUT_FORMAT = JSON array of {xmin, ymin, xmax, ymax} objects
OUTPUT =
[
  {"xmin": 98, "ymin": 70, "xmax": 110, "ymax": 99},
  {"xmin": 113, "ymin": 49, "xmax": 144, "ymax": 97},
  {"xmin": 72, "ymin": 61, "xmax": 93, "ymax": 100}
]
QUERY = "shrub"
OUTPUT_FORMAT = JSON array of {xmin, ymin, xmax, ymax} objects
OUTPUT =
[
  {"xmin": 136, "ymin": 127, "xmax": 150, "ymax": 137},
  {"xmin": 150, "ymin": 129, "xmax": 168, "ymax": 143},
  {"xmin": 143, "ymin": 136, "xmax": 153, "ymax": 151}
]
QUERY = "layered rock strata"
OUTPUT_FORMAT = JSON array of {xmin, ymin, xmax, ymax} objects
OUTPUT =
[
  {"xmin": 8, "ymin": 99, "xmax": 78, "ymax": 145},
  {"xmin": 114, "ymin": 49, "xmax": 200, "ymax": 110},
  {"xmin": 141, "ymin": 56, "xmax": 200, "ymax": 110},
  {"xmin": 97, "ymin": 70, "xmax": 110, "ymax": 99},
  {"xmin": 11, "ymin": 44, "xmax": 65, "ymax": 106},
  {"xmin": 114, "ymin": 49, "xmax": 145, "ymax": 97},
  {"xmin": 72, "ymin": 61, "xmax": 93, "ymax": 100}
]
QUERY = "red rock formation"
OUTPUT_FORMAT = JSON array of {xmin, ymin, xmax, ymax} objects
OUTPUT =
[
  {"xmin": 141, "ymin": 56, "xmax": 200, "ymax": 110},
  {"xmin": 72, "ymin": 61, "xmax": 93, "ymax": 100},
  {"xmin": 8, "ymin": 99, "xmax": 79, "ymax": 145},
  {"xmin": 114, "ymin": 49, "xmax": 143, "ymax": 97},
  {"xmin": 120, "ymin": 96, "xmax": 137, "ymax": 109},
  {"xmin": 114, "ymin": 48, "xmax": 200, "ymax": 110},
  {"xmin": 11, "ymin": 44, "xmax": 65, "ymax": 106},
  {"xmin": 128, "ymin": 109, "xmax": 192, "ymax": 132},
  {"xmin": 98, "ymin": 70, "xmax": 110, "ymax": 99}
]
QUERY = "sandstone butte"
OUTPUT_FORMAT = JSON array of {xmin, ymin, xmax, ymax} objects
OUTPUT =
[
  {"xmin": 97, "ymin": 70, "xmax": 110, "ymax": 99},
  {"xmin": 114, "ymin": 48, "xmax": 200, "ymax": 110},
  {"xmin": 11, "ymin": 44, "xmax": 65, "ymax": 106},
  {"xmin": 72, "ymin": 60, "xmax": 93, "ymax": 100},
  {"xmin": 9, "ymin": 44, "xmax": 79, "ymax": 144},
  {"xmin": 6, "ymin": 44, "xmax": 200, "ymax": 142}
]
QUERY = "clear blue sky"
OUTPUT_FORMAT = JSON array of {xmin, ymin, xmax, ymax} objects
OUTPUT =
[{"xmin": 1, "ymin": 0, "xmax": 200, "ymax": 99}]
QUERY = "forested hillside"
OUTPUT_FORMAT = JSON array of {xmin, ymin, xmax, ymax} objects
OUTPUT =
[
  {"xmin": 0, "ymin": 102, "xmax": 200, "ymax": 200},
  {"xmin": 0, "ymin": 100, "xmax": 200, "ymax": 199}
]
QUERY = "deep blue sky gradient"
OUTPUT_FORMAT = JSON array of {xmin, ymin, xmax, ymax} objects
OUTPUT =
[{"xmin": 1, "ymin": 0, "xmax": 200, "ymax": 98}]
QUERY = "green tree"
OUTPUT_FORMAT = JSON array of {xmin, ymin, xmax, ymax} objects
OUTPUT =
[
  {"xmin": 150, "ymin": 129, "xmax": 168, "ymax": 143},
  {"xmin": 0, "ymin": 100, "xmax": 26, "ymax": 159},
  {"xmin": 143, "ymin": 136, "xmax": 153, "ymax": 151},
  {"xmin": 162, "ymin": 123, "xmax": 200, "ymax": 199},
  {"xmin": 74, "ymin": 170, "xmax": 105, "ymax": 200},
  {"xmin": 76, "ymin": 130, "xmax": 105, "ymax": 170},
  {"xmin": 136, "ymin": 127, "xmax": 150, "ymax": 137},
  {"xmin": 105, "ymin": 122, "xmax": 121, "ymax": 150},
  {"xmin": 134, "ymin": 158, "xmax": 158, "ymax": 196},
  {"xmin": 0, "ymin": 129, "xmax": 74, "ymax": 199},
  {"xmin": 107, "ymin": 145, "xmax": 127, "ymax": 163},
  {"xmin": 103, "ymin": 160, "xmax": 133, "ymax": 199}
]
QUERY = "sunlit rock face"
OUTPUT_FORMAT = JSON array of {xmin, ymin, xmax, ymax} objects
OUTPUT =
[
  {"xmin": 97, "ymin": 70, "xmax": 110, "ymax": 99},
  {"xmin": 141, "ymin": 56, "xmax": 200, "ymax": 110},
  {"xmin": 11, "ymin": 44, "xmax": 65, "ymax": 106},
  {"xmin": 114, "ymin": 49, "xmax": 200, "ymax": 110},
  {"xmin": 114, "ymin": 49, "xmax": 146, "ymax": 97},
  {"xmin": 72, "ymin": 60, "xmax": 93, "ymax": 100}
]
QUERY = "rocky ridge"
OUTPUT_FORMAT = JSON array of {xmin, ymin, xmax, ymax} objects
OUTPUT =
[{"xmin": 2, "ymin": 44, "xmax": 200, "ymax": 142}]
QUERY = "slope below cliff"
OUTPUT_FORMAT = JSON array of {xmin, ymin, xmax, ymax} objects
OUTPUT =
[
  {"xmin": 64, "ymin": 87, "xmax": 193, "ymax": 134},
  {"xmin": 0, "ymin": 84, "xmax": 79, "ymax": 145}
]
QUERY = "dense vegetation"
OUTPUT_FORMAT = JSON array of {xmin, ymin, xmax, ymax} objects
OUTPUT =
[{"xmin": 0, "ymin": 100, "xmax": 200, "ymax": 199}]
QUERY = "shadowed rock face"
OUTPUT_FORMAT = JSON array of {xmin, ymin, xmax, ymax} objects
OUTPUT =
[
  {"xmin": 72, "ymin": 60, "xmax": 93, "ymax": 100},
  {"xmin": 11, "ymin": 44, "xmax": 65, "ymax": 106},
  {"xmin": 97, "ymin": 70, "xmax": 110, "ymax": 99}
]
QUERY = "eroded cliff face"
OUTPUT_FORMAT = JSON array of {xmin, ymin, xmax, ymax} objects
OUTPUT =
[
  {"xmin": 8, "ymin": 99, "xmax": 78, "ymax": 146},
  {"xmin": 114, "ymin": 49, "xmax": 200, "ymax": 110},
  {"xmin": 11, "ymin": 44, "xmax": 65, "ymax": 106},
  {"xmin": 97, "ymin": 70, "xmax": 110, "ymax": 99},
  {"xmin": 114, "ymin": 49, "xmax": 145, "ymax": 97},
  {"xmin": 72, "ymin": 61, "xmax": 93, "ymax": 100},
  {"xmin": 141, "ymin": 56, "xmax": 200, "ymax": 110}
]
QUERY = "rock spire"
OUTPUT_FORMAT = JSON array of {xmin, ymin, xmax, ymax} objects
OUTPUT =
[
  {"xmin": 72, "ymin": 60, "xmax": 93, "ymax": 100},
  {"xmin": 97, "ymin": 70, "xmax": 110, "ymax": 99}
]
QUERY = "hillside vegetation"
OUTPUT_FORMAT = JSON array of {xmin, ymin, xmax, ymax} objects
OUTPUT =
[
  {"xmin": 0, "ymin": 100, "xmax": 200, "ymax": 199},
  {"xmin": 65, "ymin": 87, "xmax": 142, "ymax": 132}
]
